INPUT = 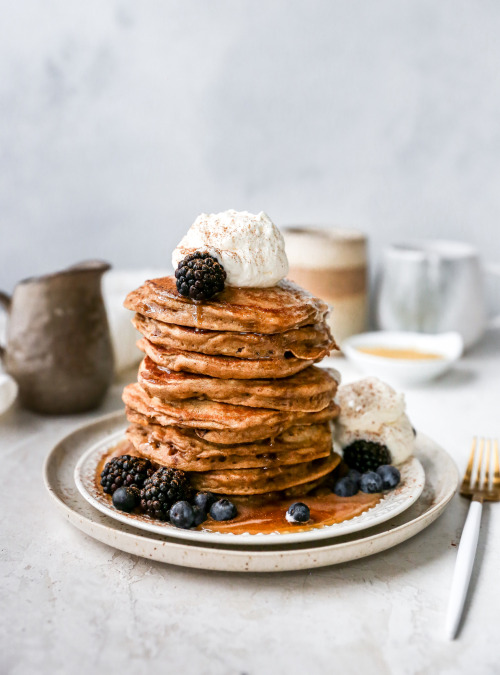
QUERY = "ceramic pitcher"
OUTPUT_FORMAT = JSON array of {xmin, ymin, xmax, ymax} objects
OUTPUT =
[
  {"xmin": 376, "ymin": 241, "xmax": 500, "ymax": 349},
  {"xmin": 0, "ymin": 261, "xmax": 114, "ymax": 414}
]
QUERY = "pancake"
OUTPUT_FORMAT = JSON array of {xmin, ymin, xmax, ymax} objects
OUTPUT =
[
  {"xmin": 127, "ymin": 423, "xmax": 332, "ymax": 471},
  {"xmin": 105, "ymin": 438, "xmax": 335, "ymax": 497},
  {"xmin": 138, "ymin": 357, "xmax": 339, "ymax": 411},
  {"xmin": 282, "ymin": 475, "xmax": 332, "ymax": 497},
  {"xmin": 133, "ymin": 314, "xmax": 336, "ymax": 359},
  {"xmin": 189, "ymin": 453, "xmax": 341, "ymax": 495},
  {"xmin": 138, "ymin": 338, "xmax": 317, "ymax": 379},
  {"xmin": 126, "ymin": 406, "xmax": 338, "ymax": 445},
  {"xmin": 124, "ymin": 276, "xmax": 329, "ymax": 334},
  {"xmin": 127, "ymin": 421, "xmax": 332, "ymax": 457},
  {"xmin": 124, "ymin": 384, "xmax": 339, "ymax": 444}
]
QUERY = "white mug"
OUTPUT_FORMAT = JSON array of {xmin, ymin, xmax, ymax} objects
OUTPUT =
[{"xmin": 376, "ymin": 240, "xmax": 500, "ymax": 349}]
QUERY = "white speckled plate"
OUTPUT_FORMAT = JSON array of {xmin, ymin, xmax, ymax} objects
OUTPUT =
[
  {"xmin": 72, "ymin": 422, "xmax": 425, "ymax": 546},
  {"xmin": 44, "ymin": 412, "xmax": 458, "ymax": 572}
]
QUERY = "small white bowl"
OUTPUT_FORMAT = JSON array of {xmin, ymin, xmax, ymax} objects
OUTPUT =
[{"xmin": 342, "ymin": 331, "xmax": 463, "ymax": 386}]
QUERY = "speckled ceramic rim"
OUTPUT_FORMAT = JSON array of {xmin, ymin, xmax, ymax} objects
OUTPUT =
[
  {"xmin": 43, "ymin": 411, "xmax": 459, "ymax": 572},
  {"xmin": 73, "ymin": 429, "xmax": 425, "ymax": 546}
]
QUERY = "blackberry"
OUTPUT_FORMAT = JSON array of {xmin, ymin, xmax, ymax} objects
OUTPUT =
[
  {"xmin": 140, "ymin": 467, "xmax": 193, "ymax": 521},
  {"xmin": 100, "ymin": 455, "xmax": 155, "ymax": 495},
  {"xmin": 342, "ymin": 441, "xmax": 391, "ymax": 473},
  {"xmin": 175, "ymin": 251, "xmax": 226, "ymax": 301}
]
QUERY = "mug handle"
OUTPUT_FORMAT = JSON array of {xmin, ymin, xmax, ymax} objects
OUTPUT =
[
  {"xmin": 484, "ymin": 263, "xmax": 500, "ymax": 328},
  {"xmin": 0, "ymin": 291, "xmax": 11, "ymax": 359}
]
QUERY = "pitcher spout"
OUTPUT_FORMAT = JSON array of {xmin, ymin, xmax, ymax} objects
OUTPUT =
[{"xmin": 67, "ymin": 260, "xmax": 112, "ymax": 276}]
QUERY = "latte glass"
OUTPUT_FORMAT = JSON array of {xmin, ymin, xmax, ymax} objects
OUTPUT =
[{"xmin": 281, "ymin": 226, "xmax": 368, "ymax": 346}]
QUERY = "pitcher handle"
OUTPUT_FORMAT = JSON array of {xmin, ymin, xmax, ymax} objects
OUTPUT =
[
  {"xmin": 484, "ymin": 263, "xmax": 500, "ymax": 329},
  {"xmin": 0, "ymin": 291, "xmax": 11, "ymax": 360}
]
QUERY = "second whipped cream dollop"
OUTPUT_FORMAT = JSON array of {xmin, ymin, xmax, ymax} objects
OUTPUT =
[
  {"xmin": 172, "ymin": 210, "xmax": 289, "ymax": 288},
  {"xmin": 335, "ymin": 377, "xmax": 415, "ymax": 465}
]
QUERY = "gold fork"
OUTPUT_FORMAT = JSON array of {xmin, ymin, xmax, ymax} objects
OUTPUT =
[{"xmin": 445, "ymin": 437, "xmax": 500, "ymax": 639}]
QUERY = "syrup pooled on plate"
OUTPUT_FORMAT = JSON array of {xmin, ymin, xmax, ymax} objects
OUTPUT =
[
  {"xmin": 201, "ymin": 490, "xmax": 380, "ymax": 535},
  {"xmin": 96, "ymin": 442, "xmax": 381, "ymax": 535}
]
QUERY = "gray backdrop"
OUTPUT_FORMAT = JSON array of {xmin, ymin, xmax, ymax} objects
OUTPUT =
[{"xmin": 1, "ymin": 0, "xmax": 500, "ymax": 295}]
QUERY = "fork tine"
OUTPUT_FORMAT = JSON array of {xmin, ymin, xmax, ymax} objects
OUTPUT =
[
  {"xmin": 484, "ymin": 439, "xmax": 491, "ymax": 491},
  {"xmin": 463, "ymin": 437, "xmax": 477, "ymax": 488},
  {"xmin": 493, "ymin": 439, "xmax": 500, "ymax": 489},
  {"xmin": 474, "ymin": 437, "xmax": 484, "ymax": 488}
]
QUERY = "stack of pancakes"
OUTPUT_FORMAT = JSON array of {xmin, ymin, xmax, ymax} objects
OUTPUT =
[{"xmin": 122, "ymin": 276, "xmax": 341, "ymax": 496}]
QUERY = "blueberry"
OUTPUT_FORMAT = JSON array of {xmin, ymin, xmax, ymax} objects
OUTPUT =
[
  {"xmin": 192, "ymin": 492, "xmax": 216, "ymax": 513},
  {"xmin": 209, "ymin": 499, "xmax": 237, "ymax": 521},
  {"xmin": 333, "ymin": 477, "xmax": 358, "ymax": 497},
  {"xmin": 112, "ymin": 486, "xmax": 137, "ymax": 512},
  {"xmin": 376, "ymin": 465, "xmax": 401, "ymax": 490},
  {"xmin": 192, "ymin": 505, "xmax": 207, "ymax": 527},
  {"xmin": 347, "ymin": 469, "xmax": 362, "ymax": 487},
  {"xmin": 170, "ymin": 500, "xmax": 195, "ymax": 529},
  {"xmin": 359, "ymin": 471, "xmax": 383, "ymax": 494},
  {"xmin": 286, "ymin": 502, "xmax": 310, "ymax": 524}
]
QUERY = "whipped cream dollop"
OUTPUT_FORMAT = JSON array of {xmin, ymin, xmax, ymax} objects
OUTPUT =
[
  {"xmin": 172, "ymin": 210, "xmax": 289, "ymax": 287},
  {"xmin": 335, "ymin": 377, "xmax": 415, "ymax": 465}
]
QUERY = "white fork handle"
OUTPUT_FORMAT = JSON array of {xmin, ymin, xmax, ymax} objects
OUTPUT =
[{"xmin": 445, "ymin": 500, "xmax": 483, "ymax": 639}]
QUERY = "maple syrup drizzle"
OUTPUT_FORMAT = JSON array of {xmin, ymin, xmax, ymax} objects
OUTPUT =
[
  {"xmin": 193, "ymin": 303, "xmax": 203, "ymax": 327},
  {"xmin": 95, "ymin": 442, "xmax": 382, "ymax": 535}
]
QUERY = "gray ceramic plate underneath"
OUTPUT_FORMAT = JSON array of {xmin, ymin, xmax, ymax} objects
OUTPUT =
[{"xmin": 44, "ymin": 411, "xmax": 458, "ymax": 572}]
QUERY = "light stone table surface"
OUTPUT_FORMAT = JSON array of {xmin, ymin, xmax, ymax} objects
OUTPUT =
[{"xmin": 1, "ymin": 329, "xmax": 500, "ymax": 675}]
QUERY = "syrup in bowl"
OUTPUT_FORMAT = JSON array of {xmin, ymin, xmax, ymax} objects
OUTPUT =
[
  {"xmin": 355, "ymin": 346, "xmax": 443, "ymax": 360},
  {"xmin": 342, "ymin": 331, "xmax": 463, "ymax": 385}
]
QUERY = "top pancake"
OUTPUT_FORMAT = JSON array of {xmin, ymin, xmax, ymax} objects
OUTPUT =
[{"xmin": 124, "ymin": 276, "xmax": 329, "ymax": 334}]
